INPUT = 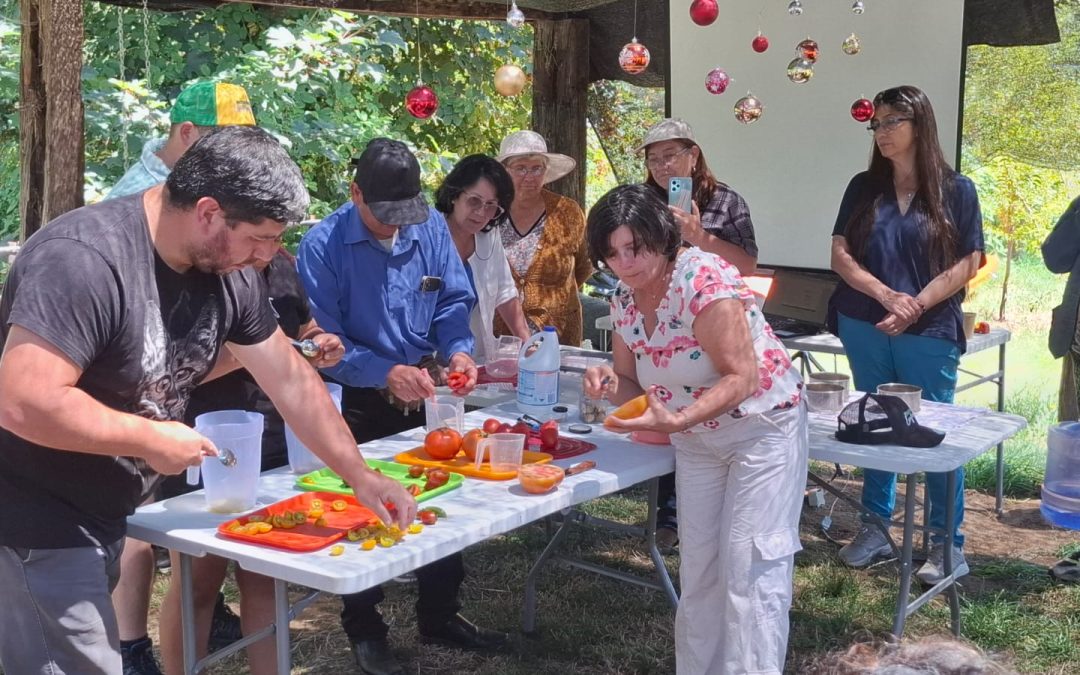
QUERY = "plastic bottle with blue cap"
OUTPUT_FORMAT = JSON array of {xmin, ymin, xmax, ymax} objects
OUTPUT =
[
  {"xmin": 517, "ymin": 326, "xmax": 560, "ymax": 417},
  {"xmin": 1042, "ymin": 421, "xmax": 1080, "ymax": 530}
]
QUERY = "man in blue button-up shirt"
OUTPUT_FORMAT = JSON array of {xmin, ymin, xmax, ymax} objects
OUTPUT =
[{"xmin": 298, "ymin": 139, "xmax": 506, "ymax": 675}]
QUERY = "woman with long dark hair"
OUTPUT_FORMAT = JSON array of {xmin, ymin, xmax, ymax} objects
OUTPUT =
[{"xmin": 828, "ymin": 85, "xmax": 984, "ymax": 583}]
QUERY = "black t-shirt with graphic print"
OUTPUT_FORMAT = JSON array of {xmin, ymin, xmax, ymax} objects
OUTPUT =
[{"xmin": 0, "ymin": 193, "xmax": 278, "ymax": 548}]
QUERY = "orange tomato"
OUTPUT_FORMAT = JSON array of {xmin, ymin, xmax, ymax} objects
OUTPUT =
[
  {"xmin": 517, "ymin": 464, "xmax": 565, "ymax": 494},
  {"xmin": 424, "ymin": 427, "xmax": 462, "ymax": 460},
  {"xmin": 603, "ymin": 394, "xmax": 648, "ymax": 429},
  {"xmin": 461, "ymin": 429, "xmax": 488, "ymax": 462}
]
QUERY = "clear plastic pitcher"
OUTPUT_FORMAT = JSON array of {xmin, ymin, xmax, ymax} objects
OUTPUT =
[
  {"xmin": 191, "ymin": 410, "xmax": 264, "ymax": 513},
  {"xmin": 1043, "ymin": 421, "xmax": 1080, "ymax": 530},
  {"xmin": 473, "ymin": 433, "xmax": 526, "ymax": 473},
  {"xmin": 425, "ymin": 395, "xmax": 464, "ymax": 434},
  {"xmin": 485, "ymin": 335, "xmax": 522, "ymax": 379},
  {"xmin": 286, "ymin": 382, "xmax": 343, "ymax": 474}
]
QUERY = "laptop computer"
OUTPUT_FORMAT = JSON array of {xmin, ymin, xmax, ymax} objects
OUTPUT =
[{"xmin": 761, "ymin": 268, "xmax": 839, "ymax": 337}]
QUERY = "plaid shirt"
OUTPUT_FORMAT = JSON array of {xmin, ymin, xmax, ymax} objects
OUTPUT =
[{"xmin": 700, "ymin": 184, "xmax": 758, "ymax": 258}]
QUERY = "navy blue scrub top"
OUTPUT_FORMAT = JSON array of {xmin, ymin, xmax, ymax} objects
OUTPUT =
[{"xmin": 827, "ymin": 170, "xmax": 984, "ymax": 352}]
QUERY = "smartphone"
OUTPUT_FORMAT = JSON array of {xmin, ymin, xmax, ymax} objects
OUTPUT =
[{"xmin": 668, "ymin": 177, "xmax": 693, "ymax": 213}]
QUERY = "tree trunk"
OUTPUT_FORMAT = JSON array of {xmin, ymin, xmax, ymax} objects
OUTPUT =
[
  {"xmin": 40, "ymin": 0, "xmax": 85, "ymax": 226},
  {"xmin": 18, "ymin": 0, "xmax": 45, "ymax": 240},
  {"xmin": 532, "ymin": 18, "xmax": 589, "ymax": 208},
  {"xmin": 998, "ymin": 237, "xmax": 1015, "ymax": 321}
]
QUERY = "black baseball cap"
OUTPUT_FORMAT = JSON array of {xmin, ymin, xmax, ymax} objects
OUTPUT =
[
  {"xmin": 835, "ymin": 393, "xmax": 945, "ymax": 448},
  {"xmin": 352, "ymin": 138, "xmax": 429, "ymax": 226}
]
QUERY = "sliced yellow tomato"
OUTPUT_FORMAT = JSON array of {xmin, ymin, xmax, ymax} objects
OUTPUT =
[{"xmin": 329, "ymin": 544, "xmax": 345, "ymax": 556}]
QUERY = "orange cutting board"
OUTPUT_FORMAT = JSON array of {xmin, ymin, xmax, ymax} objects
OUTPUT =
[
  {"xmin": 217, "ymin": 491, "xmax": 379, "ymax": 552},
  {"xmin": 393, "ymin": 447, "xmax": 553, "ymax": 480}
]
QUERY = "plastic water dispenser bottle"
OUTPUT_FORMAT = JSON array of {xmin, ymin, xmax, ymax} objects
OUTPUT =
[
  {"xmin": 517, "ymin": 326, "xmax": 560, "ymax": 417},
  {"xmin": 1042, "ymin": 422, "xmax": 1080, "ymax": 530}
]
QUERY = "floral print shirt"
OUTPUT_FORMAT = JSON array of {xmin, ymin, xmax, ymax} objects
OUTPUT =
[
  {"xmin": 499, "ymin": 212, "xmax": 547, "ymax": 278},
  {"xmin": 610, "ymin": 248, "xmax": 803, "ymax": 433}
]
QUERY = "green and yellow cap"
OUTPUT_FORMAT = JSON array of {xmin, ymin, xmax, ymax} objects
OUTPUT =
[{"xmin": 170, "ymin": 82, "xmax": 256, "ymax": 127}]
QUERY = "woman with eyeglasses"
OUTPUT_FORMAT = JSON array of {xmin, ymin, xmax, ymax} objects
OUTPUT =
[
  {"xmin": 828, "ymin": 85, "xmax": 985, "ymax": 583},
  {"xmin": 641, "ymin": 118, "xmax": 758, "ymax": 276},
  {"xmin": 435, "ymin": 155, "xmax": 531, "ymax": 362},
  {"xmin": 493, "ymin": 130, "xmax": 593, "ymax": 345}
]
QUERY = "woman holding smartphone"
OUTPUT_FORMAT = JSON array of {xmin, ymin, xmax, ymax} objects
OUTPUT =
[
  {"xmin": 641, "ymin": 118, "xmax": 758, "ymax": 276},
  {"xmin": 640, "ymin": 117, "xmax": 759, "ymax": 551}
]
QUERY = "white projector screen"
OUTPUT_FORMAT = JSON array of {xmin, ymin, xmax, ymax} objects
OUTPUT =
[{"xmin": 669, "ymin": 1, "xmax": 966, "ymax": 270}]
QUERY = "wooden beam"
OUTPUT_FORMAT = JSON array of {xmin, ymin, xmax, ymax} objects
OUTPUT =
[
  {"xmin": 39, "ymin": 0, "xmax": 85, "ymax": 225},
  {"xmin": 226, "ymin": 0, "xmax": 554, "ymax": 21},
  {"xmin": 18, "ymin": 0, "xmax": 45, "ymax": 240},
  {"xmin": 531, "ymin": 18, "xmax": 588, "ymax": 207}
]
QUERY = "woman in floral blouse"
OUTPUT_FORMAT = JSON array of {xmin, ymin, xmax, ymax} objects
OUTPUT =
[{"xmin": 583, "ymin": 184, "xmax": 807, "ymax": 675}]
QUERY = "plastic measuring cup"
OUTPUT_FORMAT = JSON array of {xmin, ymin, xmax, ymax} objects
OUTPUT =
[
  {"xmin": 286, "ymin": 382, "xmax": 344, "ymax": 474},
  {"xmin": 189, "ymin": 410, "xmax": 264, "ymax": 513},
  {"xmin": 473, "ymin": 433, "xmax": 526, "ymax": 473},
  {"xmin": 485, "ymin": 335, "xmax": 522, "ymax": 379},
  {"xmin": 425, "ymin": 395, "xmax": 464, "ymax": 434}
]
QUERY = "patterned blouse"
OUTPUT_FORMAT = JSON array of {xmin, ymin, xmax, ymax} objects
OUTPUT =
[
  {"xmin": 610, "ymin": 248, "xmax": 802, "ymax": 433},
  {"xmin": 499, "ymin": 213, "xmax": 548, "ymax": 278}
]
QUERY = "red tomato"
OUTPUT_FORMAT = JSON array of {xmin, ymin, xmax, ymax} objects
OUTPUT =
[
  {"xmin": 461, "ymin": 429, "xmax": 488, "ymax": 462},
  {"xmin": 407, "ymin": 465, "xmax": 425, "ymax": 478},
  {"xmin": 418, "ymin": 509, "xmax": 438, "ymax": 525},
  {"xmin": 482, "ymin": 418, "xmax": 503, "ymax": 434},
  {"xmin": 496, "ymin": 422, "xmax": 513, "ymax": 433},
  {"xmin": 974, "ymin": 321, "xmax": 990, "ymax": 334},
  {"xmin": 447, "ymin": 372, "xmax": 468, "ymax": 391},
  {"xmin": 424, "ymin": 468, "xmax": 451, "ymax": 491},
  {"xmin": 424, "ymin": 428, "xmax": 462, "ymax": 460},
  {"xmin": 539, "ymin": 420, "xmax": 559, "ymax": 451}
]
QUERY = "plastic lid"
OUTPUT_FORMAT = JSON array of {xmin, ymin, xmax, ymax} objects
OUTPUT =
[
  {"xmin": 543, "ymin": 325, "xmax": 556, "ymax": 332},
  {"xmin": 1051, "ymin": 422, "xmax": 1080, "ymax": 438}
]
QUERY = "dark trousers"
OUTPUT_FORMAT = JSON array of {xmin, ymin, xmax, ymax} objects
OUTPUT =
[
  {"xmin": 658, "ymin": 472, "xmax": 678, "ymax": 530},
  {"xmin": 336, "ymin": 384, "xmax": 464, "ymax": 641}
]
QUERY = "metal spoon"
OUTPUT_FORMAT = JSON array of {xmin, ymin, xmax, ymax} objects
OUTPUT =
[
  {"xmin": 291, "ymin": 339, "xmax": 319, "ymax": 358},
  {"xmin": 218, "ymin": 447, "xmax": 237, "ymax": 467}
]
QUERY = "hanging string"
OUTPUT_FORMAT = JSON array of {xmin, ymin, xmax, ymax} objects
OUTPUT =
[
  {"xmin": 415, "ymin": 0, "xmax": 423, "ymax": 84},
  {"xmin": 632, "ymin": 0, "xmax": 638, "ymax": 38},
  {"xmin": 141, "ymin": 0, "xmax": 151, "ymax": 90},
  {"xmin": 117, "ymin": 6, "xmax": 129, "ymax": 166}
]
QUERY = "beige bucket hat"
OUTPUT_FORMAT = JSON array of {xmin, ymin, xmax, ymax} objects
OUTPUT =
[
  {"xmin": 636, "ymin": 118, "xmax": 697, "ymax": 152},
  {"xmin": 496, "ymin": 130, "xmax": 577, "ymax": 184}
]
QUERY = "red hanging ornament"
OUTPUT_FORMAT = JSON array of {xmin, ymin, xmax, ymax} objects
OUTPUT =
[
  {"xmin": 619, "ymin": 38, "xmax": 651, "ymax": 75},
  {"xmin": 797, "ymin": 38, "xmax": 819, "ymax": 63},
  {"xmin": 751, "ymin": 32, "xmax": 770, "ymax": 53},
  {"xmin": 405, "ymin": 84, "xmax": 439, "ymax": 119},
  {"xmin": 850, "ymin": 97, "xmax": 875, "ymax": 122},
  {"xmin": 689, "ymin": 0, "xmax": 719, "ymax": 26},
  {"xmin": 704, "ymin": 68, "xmax": 730, "ymax": 95}
]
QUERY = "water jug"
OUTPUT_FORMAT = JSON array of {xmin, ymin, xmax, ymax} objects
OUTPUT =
[
  {"xmin": 517, "ymin": 326, "xmax": 560, "ymax": 417},
  {"xmin": 1042, "ymin": 422, "xmax": 1080, "ymax": 530}
]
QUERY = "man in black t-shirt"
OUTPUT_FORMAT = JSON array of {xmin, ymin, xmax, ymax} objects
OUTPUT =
[{"xmin": 0, "ymin": 126, "xmax": 414, "ymax": 675}]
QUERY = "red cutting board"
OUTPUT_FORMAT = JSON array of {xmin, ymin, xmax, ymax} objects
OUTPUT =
[{"xmin": 217, "ymin": 491, "xmax": 379, "ymax": 552}]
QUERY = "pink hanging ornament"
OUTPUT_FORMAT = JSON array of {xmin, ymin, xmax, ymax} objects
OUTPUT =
[
  {"xmin": 619, "ymin": 38, "xmax": 651, "ymax": 75},
  {"xmin": 405, "ymin": 84, "xmax": 439, "ymax": 119},
  {"xmin": 705, "ymin": 68, "xmax": 730, "ymax": 95},
  {"xmin": 689, "ymin": 0, "xmax": 719, "ymax": 26},
  {"xmin": 850, "ymin": 97, "xmax": 875, "ymax": 122},
  {"xmin": 751, "ymin": 32, "xmax": 770, "ymax": 53}
]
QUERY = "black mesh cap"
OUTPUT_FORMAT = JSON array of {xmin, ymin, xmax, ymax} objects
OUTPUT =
[{"xmin": 835, "ymin": 393, "xmax": 945, "ymax": 448}]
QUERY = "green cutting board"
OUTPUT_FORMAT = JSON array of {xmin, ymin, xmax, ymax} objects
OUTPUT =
[{"xmin": 294, "ymin": 458, "xmax": 462, "ymax": 503}]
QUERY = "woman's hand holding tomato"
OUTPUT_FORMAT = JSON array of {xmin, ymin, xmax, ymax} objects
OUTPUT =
[{"xmin": 602, "ymin": 386, "xmax": 689, "ymax": 435}]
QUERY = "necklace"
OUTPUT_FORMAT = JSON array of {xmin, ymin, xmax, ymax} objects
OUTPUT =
[{"xmin": 899, "ymin": 190, "xmax": 915, "ymax": 211}]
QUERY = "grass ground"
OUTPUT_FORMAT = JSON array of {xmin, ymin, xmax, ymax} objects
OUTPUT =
[{"xmin": 141, "ymin": 254, "xmax": 1080, "ymax": 673}]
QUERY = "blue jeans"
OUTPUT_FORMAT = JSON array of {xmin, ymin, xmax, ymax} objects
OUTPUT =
[{"xmin": 836, "ymin": 313, "xmax": 965, "ymax": 546}]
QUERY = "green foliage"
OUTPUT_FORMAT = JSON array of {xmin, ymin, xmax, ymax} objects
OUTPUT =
[
  {"xmin": 0, "ymin": 11, "xmax": 21, "ymax": 237},
  {"xmin": 587, "ymin": 80, "xmax": 664, "ymax": 186}
]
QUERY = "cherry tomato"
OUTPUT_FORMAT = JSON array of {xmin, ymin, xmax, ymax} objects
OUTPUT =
[
  {"xmin": 407, "ymin": 484, "xmax": 422, "ymax": 497},
  {"xmin": 482, "ymin": 418, "xmax": 503, "ymax": 434},
  {"xmin": 418, "ymin": 510, "xmax": 438, "ymax": 525},
  {"xmin": 496, "ymin": 422, "xmax": 513, "ymax": 433},
  {"xmin": 447, "ymin": 371, "xmax": 469, "ymax": 391},
  {"xmin": 407, "ymin": 465, "xmax": 425, "ymax": 478},
  {"xmin": 424, "ymin": 468, "xmax": 451, "ymax": 491},
  {"xmin": 461, "ymin": 429, "xmax": 488, "ymax": 462},
  {"xmin": 424, "ymin": 427, "xmax": 462, "ymax": 460},
  {"xmin": 539, "ymin": 420, "xmax": 560, "ymax": 451}
]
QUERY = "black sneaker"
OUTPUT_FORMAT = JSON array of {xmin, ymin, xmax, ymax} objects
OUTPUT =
[
  {"xmin": 208, "ymin": 594, "xmax": 244, "ymax": 652},
  {"xmin": 121, "ymin": 636, "xmax": 163, "ymax": 675}
]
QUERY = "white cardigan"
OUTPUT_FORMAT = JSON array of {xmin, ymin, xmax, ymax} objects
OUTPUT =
[{"xmin": 468, "ymin": 228, "xmax": 519, "ymax": 363}]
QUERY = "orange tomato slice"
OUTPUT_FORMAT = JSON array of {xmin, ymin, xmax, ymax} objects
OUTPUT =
[{"xmin": 603, "ymin": 394, "xmax": 648, "ymax": 429}]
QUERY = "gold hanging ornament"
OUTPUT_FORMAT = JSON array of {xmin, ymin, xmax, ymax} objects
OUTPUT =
[{"xmin": 494, "ymin": 64, "xmax": 527, "ymax": 97}]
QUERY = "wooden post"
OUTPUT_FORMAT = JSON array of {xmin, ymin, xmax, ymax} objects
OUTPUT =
[
  {"xmin": 18, "ymin": 0, "xmax": 45, "ymax": 240},
  {"xmin": 532, "ymin": 18, "xmax": 588, "ymax": 208},
  {"xmin": 39, "ymin": 0, "xmax": 85, "ymax": 227}
]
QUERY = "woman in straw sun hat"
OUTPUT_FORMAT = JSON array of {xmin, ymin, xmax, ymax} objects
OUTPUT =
[{"xmin": 494, "ymin": 130, "xmax": 593, "ymax": 345}]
